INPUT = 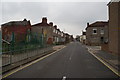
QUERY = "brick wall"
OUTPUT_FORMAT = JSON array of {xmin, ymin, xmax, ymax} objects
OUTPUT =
[
  {"xmin": 108, "ymin": 2, "xmax": 119, "ymax": 55},
  {"xmin": 2, "ymin": 24, "xmax": 31, "ymax": 43},
  {"xmin": 86, "ymin": 26, "xmax": 108, "ymax": 46},
  {"xmin": 101, "ymin": 43, "xmax": 109, "ymax": 52}
]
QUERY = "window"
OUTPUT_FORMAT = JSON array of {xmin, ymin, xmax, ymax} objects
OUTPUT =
[
  {"xmin": 61, "ymin": 33, "xmax": 63, "ymax": 36},
  {"xmin": 53, "ymin": 29, "xmax": 56, "ymax": 33},
  {"xmin": 100, "ymin": 29, "xmax": 104, "ymax": 34},
  {"xmin": 56, "ymin": 30, "xmax": 57, "ymax": 34},
  {"xmin": 101, "ymin": 37, "xmax": 104, "ymax": 43},
  {"xmin": 93, "ymin": 29, "xmax": 97, "ymax": 34}
]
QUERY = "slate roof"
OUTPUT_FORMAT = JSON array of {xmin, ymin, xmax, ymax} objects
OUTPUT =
[
  {"xmin": 32, "ymin": 23, "xmax": 50, "ymax": 27},
  {"xmin": 1, "ymin": 19, "xmax": 30, "ymax": 27},
  {"xmin": 86, "ymin": 21, "xmax": 108, "ymax": 30}
]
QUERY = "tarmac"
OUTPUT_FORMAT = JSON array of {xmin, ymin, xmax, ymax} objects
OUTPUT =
[
  {"xmin": 2, "ymin": 45, "xmax": 65, "ymax": 74},
  {"xmin": 86, "ymin": 45, "xmax": 120, "ymax": 75}
]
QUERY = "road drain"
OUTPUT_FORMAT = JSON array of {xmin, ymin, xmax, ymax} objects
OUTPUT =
[{"xmin": 62, "ymin": 76, "xmax": 66, "ymax": 80}]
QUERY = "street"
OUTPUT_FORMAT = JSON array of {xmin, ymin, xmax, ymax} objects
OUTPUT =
[{"xmin": 5, "ymin": 42, "xmax": 118, "ymax": 78}]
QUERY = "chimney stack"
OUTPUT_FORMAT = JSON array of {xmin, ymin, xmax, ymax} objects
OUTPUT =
[
  {"xmin": 54, "ymin": 25, "xmax": 57, "ymax": 29},
  {"xmin": 42, "ymin": 17, "xmax": 47, "ymax": 23},
  {"xmin": 49, "ymin": 22, "xmax": 53, "ymax": 26},
  {"xmin": 23, "ymin": 18, "xmax": 27, "ymax": 21}
]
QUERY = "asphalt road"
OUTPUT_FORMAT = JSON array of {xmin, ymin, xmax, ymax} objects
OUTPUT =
[{"xmin": 5, "ymin": 42, "xmax": 119, "ymax": 78}]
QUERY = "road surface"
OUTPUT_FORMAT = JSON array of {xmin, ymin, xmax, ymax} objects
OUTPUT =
[{"xmin": 4, "ymin": 42, "xmax": 119, "ymax": 78}]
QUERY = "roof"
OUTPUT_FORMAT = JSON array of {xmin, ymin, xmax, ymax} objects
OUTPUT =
[
  {"xmin": 86, "ymin": 21, "xmax": 108, "ymax": 30},
  {"xmin": 64, "ymin": 33, "xmax": 69, "ymax": 36},
  {"xmin": 1, "ymin": 19, "xmax": 31, "ymax": 27},
  {"xmin": 32, "ymin": 17, "xmax": 51, "ymax": 27},
  {"xmin": 32, "ymin": 23, "xmax": 50, "ymax": 27},
  {"xmin": 57, "ymin": 29, "xmax": 61, "ymax": 32},
  {"xmin": 107, "ymin": 0, "xmax": 120, "ymax": 6},
  {"xmin": 54, "ymin": 25, "xmax": 57, "ymax": 29}
]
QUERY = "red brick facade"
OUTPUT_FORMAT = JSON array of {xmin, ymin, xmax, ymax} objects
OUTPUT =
[{"xmin": 1, "ymin": 19, "xmax": 31, "ymax": 43}]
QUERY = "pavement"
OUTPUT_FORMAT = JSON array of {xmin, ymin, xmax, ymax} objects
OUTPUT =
[
  {"xmin": 2, "ymin": 42, "xmax": 119, "ymax": 79},
  {"xmin": 86, "ymin": 45, "xmax": 120, "ymax": 75},
  {"xmin": 53, "ymin": 45, "xmax": 66, "ymax": 51}
]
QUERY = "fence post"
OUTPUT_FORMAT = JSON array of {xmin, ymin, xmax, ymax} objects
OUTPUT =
[{"xmin": 10, "ymin": 32, "xmax": 15, "ymax": 64}]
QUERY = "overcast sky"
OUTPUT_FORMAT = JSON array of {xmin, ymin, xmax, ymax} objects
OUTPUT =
[{"xmin": 1, "ymin": 0, "xmax": 111, "ymax": 37}]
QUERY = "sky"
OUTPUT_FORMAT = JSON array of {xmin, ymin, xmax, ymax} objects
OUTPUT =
[{"xmin": 1, "ymin": 0, "xmax": 111, "ymax": 37}]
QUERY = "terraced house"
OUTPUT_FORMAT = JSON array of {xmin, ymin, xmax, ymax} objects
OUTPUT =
[
  {"xmin": 1, "ymin": 19, "xmax": 31, "ymax": 43},
  {"xmin": 31, "ymin": 17, "xmax": 54, "ymax": 45},
  {"xmin": 52, "ymin": 25, "xmax": 58, "ymax": 44},
  {"xmin": 86, "ymin": 21, "xmax": 108, "ymax": 46},
  {"xmin": 31, "ymin": 17, "xmax": 67, "ymax": 45}
]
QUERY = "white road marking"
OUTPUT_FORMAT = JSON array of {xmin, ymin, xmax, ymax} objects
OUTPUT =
[
  {"xmin": 69, "ymin": 52, "xmax": 73, "ymax": 61},
  {"xmin": 62, "ymin": 76, "xmax": 66, "ymax": 80}
]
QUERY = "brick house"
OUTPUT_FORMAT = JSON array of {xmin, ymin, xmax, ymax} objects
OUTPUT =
[
  {"xmin": 69, "ymin": 35, "xmax": 74, "ymax": 42},
  {"xmin": 61, "ymin": 31, "xmax": 66, "ymax": 44},
  {"xmin": 64, "ymin": 33, "xmax": 71, "ymax": 43},
  {"xmin": 56, "ymin": 29, "xmax": 62, "ymax": 43},
  {"xmin": 31, "ymin": 17, "xmax": 54, "ymax": 44},
  {"xmin": 108, "ymin": 1, "xmax": 120, "ymax": 55},
  {"xmin": 80, "ymin": 31, "xmax": 86, "ymax": 44},
  {"xmin": 52, "ymin": 25, "xmax": 66, "ymax": 44},
  {"xmin": 32, "ymin": 17, "xmax": 68, "ymax": 45},
  {"xmin": 52, "ymin": 25, "xmax": 58, "ymax": 44},
  {"xmin": 1, "ymin": 19, "xmax": 31, "ymax": 43},
  {"xmin": 86, "ymin": 21, "xmax": 108, "ymax": 46}
]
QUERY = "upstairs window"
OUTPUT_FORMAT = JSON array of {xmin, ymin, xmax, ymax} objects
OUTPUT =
[
  {"xmin": 93, "ymin": 29, "xmax": 97, "ymax": 34},
  {"xmin": 53, "ymin": 29, "xmax": 56, "ymax": 33},
  {"xmin": 100, "ymin": 29, "xmax": 104, "ymax": 34}
]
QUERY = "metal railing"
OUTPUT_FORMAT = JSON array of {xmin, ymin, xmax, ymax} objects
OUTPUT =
[
  {"xmin": 2, "ymin": 46, "xmax": 53, "ymax": 66},
  {"xmin": 2, "ymin": 43, "xmax": 54, "ymax": 73}
]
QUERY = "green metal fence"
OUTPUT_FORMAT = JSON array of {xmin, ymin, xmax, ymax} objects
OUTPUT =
[
  {"xmin": 2, "ymin": 32, "xmax": 48, "ymax": 53},
  {"xmin": 2, "ymin": 32, "xmax": 53, "ymax": 71}
]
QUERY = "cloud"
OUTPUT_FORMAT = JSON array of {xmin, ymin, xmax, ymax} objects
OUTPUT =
[
  {"xmin": 1, "ymin": 2, "xmax": 108, "ymax": 37},
  {"xmin": 1, "ymin": 0, "xmax": 111, "ymax": 2}
]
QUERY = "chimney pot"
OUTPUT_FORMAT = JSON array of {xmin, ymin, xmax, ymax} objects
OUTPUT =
[{"xmin": 87, "ymin": 22, "xmax": 89, "ymax": 26}]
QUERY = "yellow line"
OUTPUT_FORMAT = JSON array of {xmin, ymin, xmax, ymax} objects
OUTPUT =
[
  {"xmin": 88, "ymin": 49, "xmax": 120, "ymax": 77},
  {"xmin": 2, "ymin": 46, "xmax": 66, "ymax": 79}
]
